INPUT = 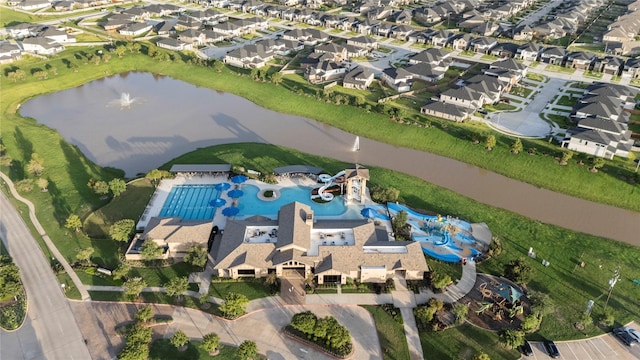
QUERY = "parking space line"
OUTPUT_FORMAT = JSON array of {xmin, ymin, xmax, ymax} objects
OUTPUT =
[
  {"xmin": 576, "ymin": 340, "xmax": 594, "ymax": 360},
  {"xmin": 564, "ymin": 341, "xmax": 579, "ymax": 359},
  {"xmin": 588, "ymin": 338, "xmax": 607, "ymax": 358}
]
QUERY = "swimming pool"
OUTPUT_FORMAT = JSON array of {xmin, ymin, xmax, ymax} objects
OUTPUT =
[
  {"xmin": 237, "ymin": 185, "xmax": 347, "ymax": 217},
  {"xmin": 160, "ymin": 185, "xmax": 219, "ymax": 220}
]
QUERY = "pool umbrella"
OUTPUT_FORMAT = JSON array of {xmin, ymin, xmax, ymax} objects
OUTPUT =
[
  {"xmin": 228, "ymin": 189, "xmax": 244, "ymax": 198},
  {"xmin": 215, "ymin": 182, "xmax": 230, "ymax": 191},
  {"xmin": 361, "ymin": 207, "xmax": 377, "ymax": 219},
  {"xmin": 209, "ymin": 198, "xmax": 226, "ymax": 207},
  {"xmin": 222, "ymin": 206, "xmax": 239, "ymax": 217},
  {"xmin": 231, "ymin": 175, "xmax": 247, "ymax": 184}
]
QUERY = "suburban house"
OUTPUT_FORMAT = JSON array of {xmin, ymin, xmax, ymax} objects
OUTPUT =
[
  {"xmin": 562, "ymin": 83, "xmax": 638, "ymax": 159},
  {"xmin": 41, "ymin": 27, "xmax": 76, "ymax": 43},
  {"xmin": 516, "ymin": 42, "xmax": 541, "ymax": 61},
  {"xmin": 224, "ymin": 43, "xmax": 274, "ymax": 68},
  {"xmin": 212, "ymin": 201, "xmax": 429, "ymax": 284},
  {"xmin": 282, "ymin": 28, "xmax": 329, "ymax": 45},
  {"xmin": 380, "ymin": 67, "xmax": 413, "ymax": 92},
  {"xmin": 439, "ymin": 86, "xmax": 486, "ymax": 110},
  {"xmin": 20, "ymin": 37, "xmax": 65, "ymax": 55},
  {"xmin": 565, "ymin": 51, "xmax": 595, "ymax": 70},
  {"xmin": 594, "ymin": 56, "xmax": 624, "ymax": 75},
  {"xmin": 489, "ymin": 42, "xmax": 519, "ymax": 58},
  {"xmin": 157, "ymin": 38, "xmax": 193, "ymax": 51},
  {"xmin": 512, "ymin": 24, "xmax": 533, "ymax": 41},
  {"xmin": 408, "ymin": 47, "xmax": 450, "ymax": 65},
  {"xmin": 314, "ymin": 43, "xmax": 348, "ymax": 62},
  {"xmin": 342, "ymin": 66, "xmax": 374, "ymax": 90},
  {"xmin": 471, "ymin": 36, "xmax": 497, "ymax": 54},
  {"xmin": 0, "ymin": 42, "xmax": 22, "ymax": 64},
  {"xmin": 347, "ymin": 35, "xmax": 378, "ymax": 50},
  {"xmin": 420, "ymin": 100, "xmax": 472, "ymax": 122},
  {"xmin": 539, "ymin": 46, "xmax": 566, "ymax": 65},
  {"xmin": 305, "ymin": 60, "xmax": 347, "ymax": 83},
  {"xmin": 118, "ymin": 22, "xmax": 153, "ymax": 37}
]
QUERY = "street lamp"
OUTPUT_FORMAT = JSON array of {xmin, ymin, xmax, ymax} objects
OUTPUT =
[{"xmin": 603, "ymin": 268, "xmax": 620, "ymax": 310}]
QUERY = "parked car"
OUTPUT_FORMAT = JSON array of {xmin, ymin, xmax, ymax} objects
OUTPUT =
[
  {"xmin": 543, "ymin": 340, "xmax": 560, "ymax": 358},
  {"xmin": 518, "ymin": 340, "xmax": 533, "ymax": 356},
  {"xmin": 625, "ymin": 327, "xmax": 640, "ymax": 342},
  {"xmin": 613, "ymin": 327, "xmax": 638, "ymax": 346}
]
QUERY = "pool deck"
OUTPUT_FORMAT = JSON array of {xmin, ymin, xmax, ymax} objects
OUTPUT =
[{"xmin": 137, "ymin": 174, "xmax": 392, "ymax": 233}]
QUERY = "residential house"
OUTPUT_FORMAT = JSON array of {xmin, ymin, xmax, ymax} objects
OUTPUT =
[
  {"xmin": 347, "ymin": 35, "xmax": 378, "ymax": 50},
  {"xmin": 451, "ymin": 33, "xmax": 473, "ymax": 50},
  {"xmin": 178, "ymin": 29, "xmax": 207, "ymax": 46},
  {"xmin": 7, "ymin": 23, "xmax": 38, "ymax": 39},
  {"xmin": 375, "ymin": 23, "xmax": 395, "ymax": 37},
  {"xmin": 594, "ymin": 56, "xmax": 623, "ymax": 75},
  {"xmin": 420, "ymin": 101, "xmax": 471, "ymax": 122},
  {"xmin": 392, "ymin": 9, "xmax": 412, "ymax": 24},
  {"xmin": 489, "ymin": 42, "xmax": 519, "ymax": 58},
  {"xmin": 539, "ymin": 46, "xmax": 566, "ymax": 65},
  {"xmin": 566, "ymin": 51, "xmax": 595, "ymax": 69},
  {"xmin": 471, "ymin": 36, "xmax": 497, "ymax": 54},
  {"xmin": 175, "ymin": 15, "xmax": 203, "ymax": 31},
  {"xmin": 380, "ymin": 67, "xmax": 413, "ymax": 92},
  {"xmin": 431, "ymin": 29, "xmax": 454, "ymax": 47},
  {"xmin": 440, "ymin": 86, "xmax": 485, "ymax": 110},
  {"xmin": 487, "ymin": 58, "xmax": 528, "ymax": 83},
  {"xmin": 516, "ymin": 42, "xmax": 541, "ymax": 61},
  {"xmin": 20, "ymin": 37, "xmax": 65, "ymax": 55},
  {"xmin": 408, "ymin": 47, "xmax": 450, "ymax": 65},
  {"xmin": 622, "ymin": 57, "xmax": 640, "ymax": 78},
  {"xmin": 282, "ymin": 28, "xmax": 329, "ymax": 45},
  {"xmin": 314, "ymin": 43, "xmax": 347, "ymax": 62},
  {"xmin": 0, "ymin": 42, "xmax": 22, "ymax": 64},
  {"xmin": 513, "ymin": 24, "xmax": 533, "ymax": 41},
  {"xmin": 342, "ymin": 66, "xmax": 374, "ymax": 89},
  {"xmin": 305, "ymin": 60, "xmax": 347, "ymax": 83},
  {"xmin": 357, "ymin": 18, "xmax": 380, "ymax": 35},
  {"xmin": 472, "ymin": 21, "xmax": 499, "ymax": 37},
  {"xmin": 16, "ymin": 0, "xmax": 50, "ymax": 10},
  {"xmin": 224, "ymin": 43, "xmax": 274, "ymax": 68},
  {"xmin": 41, "ymin": 27, "xmax": 76, "ymax": 43},
  {"xmin": 119, "ymin": 23, "xmax": 152, "ymax": 37},
  {"xmin": 404, "ymin": 62, "xmax": 445, "ymax": 82},
  {"xmin": 157, "ymin": 37, "xmax": 193, "ymax": 51},
  {"xmin": 390, "ymin": 24, "xmax": 414, "ymax": 40},
  {"xmin": 464, "ymin": 74, "xmax": 504, "ymax": 104},
  {"xmin": 414, "ymin": 7, "xmax": 441, "ymax": 24}
]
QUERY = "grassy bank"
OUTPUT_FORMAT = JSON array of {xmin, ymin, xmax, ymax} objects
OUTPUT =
[
  {"xmin": 362, "ymin": 305, "xmax": 411, "ymax": 360},
  {"xmin": 1, "ymin": 46, "xmax": 638, "ymax": 215},
  {"xmin": 420, "ymin": 324, "xmax": 520, "ymax": 360}
]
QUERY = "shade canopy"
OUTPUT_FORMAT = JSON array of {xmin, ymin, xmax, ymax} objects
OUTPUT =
[
  {"xmin": 231, "ymin": 175, "xmax": 247, "ymax": 183},
  {"xmin": 215, "ymin": 182, "xmax": 231, "ymax": 191},
  {"xmin": 495, "ymin": 284, "xmax": 523, "ymax": 304},
  {"xmin": 222, "ymin": 206, "xmax": 240, "ymax": 216},
  {"xmin": 228, "ymin": 189, "xmax": 244, "ymax": 198},
  {"xmin": 361, "ymin": 207, "xmax": 377, "ymax": 219},
  {"xmin": 209, "ymin": 198, "xmax": 227, "ymax": 207}
]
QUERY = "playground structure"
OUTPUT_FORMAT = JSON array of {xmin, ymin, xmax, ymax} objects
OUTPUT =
[{"xmin": 387, "ymin": 202, "xmax": 490, "ymax": 263}]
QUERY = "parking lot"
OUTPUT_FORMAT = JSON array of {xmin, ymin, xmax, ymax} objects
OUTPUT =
[{"xmin": 527, "ymin": 323, "xmax": 640, "ymax": 360}]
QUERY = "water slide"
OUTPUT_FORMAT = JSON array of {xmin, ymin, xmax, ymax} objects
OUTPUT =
[{"xmin": 317, "ymin": 170, "xmax": 345, "ymax": 201}]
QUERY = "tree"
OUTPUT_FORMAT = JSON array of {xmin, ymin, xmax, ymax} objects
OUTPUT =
[
  {"xmin": 109, "ymin": 219, "xmax": 135, "ymax": 242},
  {"xmin": 324, "ymin": 317, "xmax": 350, "ymax": 349},
  {"xmin": 504, "ymin": 257, "xmax": 533, "ymax": 285},
  {"xmin": 37, "ymin": 178, "xmax": 48, "ymax": 191},
  {"xmin": 452, "ymin": 303, "xmax": 469, "ymax": 324},
  {"xmin": 125, "ymin": 323, "xmax": 153, "ymax": 345},
  {"xmin": 560, "ymin": 150, "xmax": 573, "ymax": 165},
  {"xmin": 313, "ymin": 316, "xmax": 330, "ymax": 339},
  {"xmin": 270, "ymin": 71, "xmax": 283, "ymax": 85},
  {"xmin": 184, "ymin": 245, "xmax": 208, "ymax": 268},
  {"xmin": 16, "ymin": 179, "xmax": 32, "ymax": 193},
  {"xmin": 145, "ymin": 169, "xmax": 171, "ymax": 187},
  {"xmin": 112, "ymin": 263, "xmax": 131, "ymax": 280},
  {"xmin": 212, "ymin": 60, "xmax": 224, "ymax": 72},
  {"xmin": 520, "ymin": 314, "xmax": 542, "ymax": 333},
  {"xmin": 0, "ymin": 257, "xmax": 22, "ymax": 300},
  {"xmin": 140, "ymin": 240, "xmax": 163, "ymax": 260},
  {"xmin": 591, "ymin": 157, "xmax": 605, "ymax": 172},
  {"xmin": 75, "ymin": 247, "xmax": 94, "ymax": 264},
  {"xmin": 27, "ymin": 153, "xmax": 44, "ymax": 176},
  {"xmin": 109, "ymin": 178, "xmax": 127, "ymax": 197},
  {"xmin": 485, "ymin": 134, "xmax": 496, "ymax": 151},
  {"xmin": 498, "ymin": 329, "xmax": 525, "ymax": 349},
  {"xmin": 118, "ymin": 342, "xmax": 148, "ymax": 360},
  {"xmin": 511, "ymin": 138, "xmax": 523, "ymax": 154},
  {"xmin": 88, "ymin": 179, "xmax": 110, "ymax": 196},
  {"xmin": 15, "ymin": 69, "xmax": 26, "ymax": 81},
  {"xmin": 115, "ymin": 45, "xmax": 127, "ymax": 58},
  {"xmin": 219, "ymin": 292, "xmax": 249, "ymax": 319},
  {"xmin": 474, "ymin": 352, "xmax": 491, "ymax": 360},
  {"xmin": 528, "ymin": 290, "xmax": 554, "ymax": 317},
  {"xmin": 391, "ymin": 210, "xmax": 409, "ymax": 240},
  {"xmin": 431, "ymin": 272, "xmax": 452, "ymax": 291},
  {"xmin": 65, "ymin": 214, "xmax": 82, "ymax": 232},
  {"xmin": 165, "ymin": 276, "xmax": 189, "ymax": 301},
  {"xmin": 135, "ymin": 305, "xmax": 153, "ymax": 323},
  {"xmin": 200, "ymin": 332, "xmax": 220, "ymax": 354},
  {"xmin": 8, "ymin": 71, "xmax": 17, "ymax": 83},
  {"xmin": 414, "ymin": 305, "xmax": 437, "ymax": 326},
  {"xmin": 170, "ymin": 330, "xmax": 190, "ymax": 350},
  {"xmin": 237, "ymin": 340, "xmax": 257, "ymax": 360},
  {"xmin": 291, "ymin": 311, "xmax": 318, "ymax": 335},
  {"xmin": 123, "ymin": 277, "xmax": 147, "ymax": 299}
]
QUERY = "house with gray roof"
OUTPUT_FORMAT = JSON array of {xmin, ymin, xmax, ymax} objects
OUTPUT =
[
  {"xmin": 212, "ymin": 201, "xmax": 428, "ymax": 284},
  {"xmin": 20, "ymin": 37, "xmax": 65, "ymax": 55},
  {"xmin": 126, "ymin": 217, "xmax": 212, "ymax": 260},
  {"xmin": 343, "ymin": 66, "xmax": 374, "ymax": 90},
  {"xmin": 380, "ymin": 67, "xmax": 413, "ymax": 92},
  {"xmin": 0, "ymin": 42, "xmax": 22, "ymax": 64},
  {"xmin": 421, "ymin": 100, "xmax": 472, "ymax": 122}
]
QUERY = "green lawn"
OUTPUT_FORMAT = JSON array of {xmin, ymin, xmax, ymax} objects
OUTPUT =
[
  {"xmin": 362, "ymin": 305, "xmax": 410, "ymax": 360},
  {"xmin": 545, "ymin": 65, "xmax": 576, "ymax": 74},
  {"xmin": 131, "ymin": 262, "xmax": 198, "ymax": 287},
  {"xmin": 0, "ymin": 7, "xmax": 103, "ymax": 27},
  {"xmin": 420, "ymin": 324, "xmax": 521, "ymax": 360},
  {"xmin": 556, "ymin": 95, "xmax": 578, "ymax": 107},
  {"xmin": 525, "ymin": 72, "xmax": 546, "ymax": 82},
  {"xmin": 150, "ymin": 340, "xmax": 248, "ymax": 360},
  {"xmin": 426, "ymin": 258, "xmax": 462, "ymax": 282},
  {"xmin": 209, "ymin": 279, "xmax": 272, "ymax": 300}
]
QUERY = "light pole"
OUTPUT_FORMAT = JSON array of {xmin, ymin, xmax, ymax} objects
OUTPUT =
[
  {"xmin": 603, "ymin": 268, "xmax": 620, "ymax": 311},
  {"xmin": 635, "ymin": 158, "xmax": 640, "ymax": 173}
]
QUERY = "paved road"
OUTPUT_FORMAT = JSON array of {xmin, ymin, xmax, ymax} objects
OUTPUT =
[{"xmin": 0, "ymin": 191, "xmax": 91, "ymax": 360}]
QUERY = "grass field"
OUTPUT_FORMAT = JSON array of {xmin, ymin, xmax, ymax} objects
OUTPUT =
[
  {"xmin": 149, "ymin": 340, "xmax": 247, "ymax": 360},
  {"xmin": 420, "ymin": 323, "xmax": 521, "ymax": 360},
  {"xmin": 208, "ymin": 279, "xmax": 273, "ymax": 300},
  {"xmin": 362, "ymin": 305, "xmax": 411, "ymax": 360}
]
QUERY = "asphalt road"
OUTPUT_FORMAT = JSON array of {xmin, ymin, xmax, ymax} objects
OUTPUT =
[{"xmin": 0, "ymin": 192, "xmax": 91, "ymax": 360}]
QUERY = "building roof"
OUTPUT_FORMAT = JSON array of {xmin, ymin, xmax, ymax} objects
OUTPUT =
[
  {"xmin": 169, "ymin": 164, "xmax": 231, "ymax": 173},
  {"xmin": 142, "ymin": 217, "xmax": 212, "ymax": 244}
]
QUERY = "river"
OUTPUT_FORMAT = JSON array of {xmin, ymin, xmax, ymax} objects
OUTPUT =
[{"xmin": 20, "ymin": 72, "xmax": 640, "ymax": 245}]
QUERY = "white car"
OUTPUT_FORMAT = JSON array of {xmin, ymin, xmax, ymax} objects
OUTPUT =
[{"xmin": 625, "ymin": 328, "xmax": 640, "ymax": 342}]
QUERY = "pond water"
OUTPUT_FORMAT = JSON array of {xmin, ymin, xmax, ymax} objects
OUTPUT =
[{"xmin": 19, "ymin": 72, "xmax": 640, "ymax": 245}]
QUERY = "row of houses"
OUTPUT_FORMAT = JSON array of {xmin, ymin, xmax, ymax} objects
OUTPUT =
[
  {"xmin": 420, "ymin": 58, "xmax": 528, "ymax": 122},
  {"xmin": 603, "ymin": 0, "xmax": 640, "ymax": 55},
  {"xmin": 562, "ymin": 82, "xmax": 638, "ymax": 159},
  {"xmin": 0, "ymin": 26, "xmax": 74, "ymax": 60}
]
